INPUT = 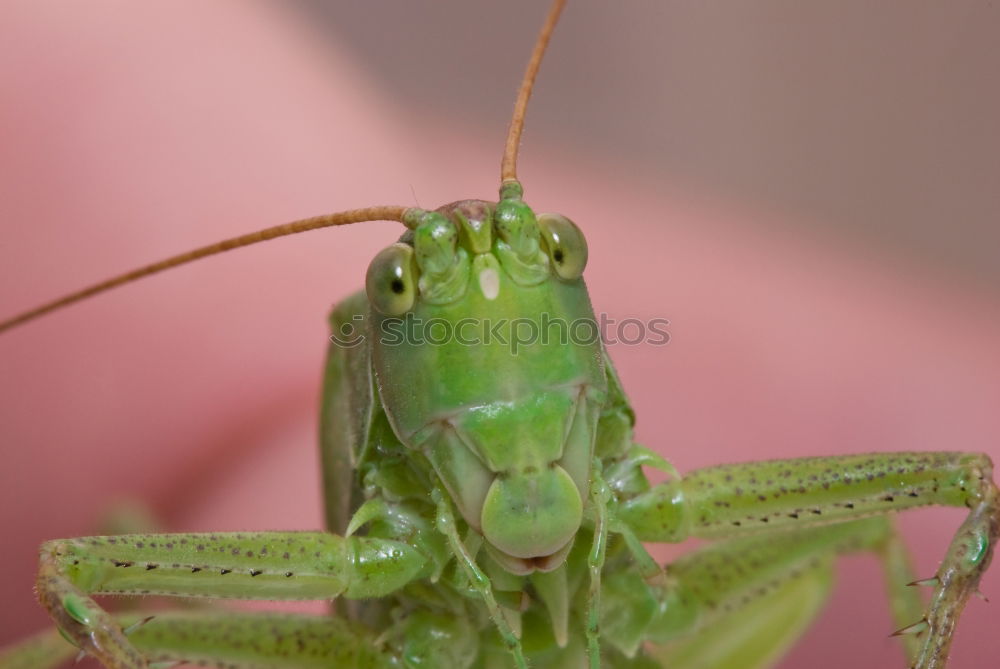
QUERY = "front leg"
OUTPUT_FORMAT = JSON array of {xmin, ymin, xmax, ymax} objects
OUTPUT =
[
  {"xmin": 36, "ymin": 531, "xmax": 426, "ymax": 669},
  {"xmin": 618, "ymin": 451, "xmax": 1000, "ymax": 669}
]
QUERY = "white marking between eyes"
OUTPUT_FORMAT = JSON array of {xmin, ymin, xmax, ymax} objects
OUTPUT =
[{"xmin": 478, "ymin": 268, "xmax": 500, "ymax": 300}]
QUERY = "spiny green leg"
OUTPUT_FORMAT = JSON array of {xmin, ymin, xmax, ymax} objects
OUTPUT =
[
  {"xmin": 620, "ymin": 451, "xmax": 1000, "ymax": 669},
  {"xmin": 649, "ymin": 546, "xmax": 834, "ymax": 669},
  {"xmin": 432, "ymin": 488, "xmax": 527, "ymax": 669},
  {"xmin": 127, "ymin": 611, "xmax": 393, "ymax": 669},
  {"xmin": 36, "ymin": 531, "xmax": 426, "ymax": 669},
  {"xmin": 587, "ymin": 460, "xmax": 611, "ymax": 669},
  {"xmin": 646, "ymin": 517, "xmax": 917, "ymax": 669},
  {"xmin": 0, "ymin": 611, "xmax": 394, "ymax": 669}
]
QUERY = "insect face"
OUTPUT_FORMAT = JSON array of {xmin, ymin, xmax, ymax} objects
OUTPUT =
[{"xmin": 367, "ymin": 200, "xmax": 606, "ymax": 573}]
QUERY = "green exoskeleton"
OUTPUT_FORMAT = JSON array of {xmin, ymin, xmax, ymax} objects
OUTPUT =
[{"xmin": 0, "ymin": 1, "xmax": 997, "ymax": 668}]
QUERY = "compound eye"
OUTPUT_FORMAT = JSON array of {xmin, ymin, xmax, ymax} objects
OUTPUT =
[
  {"xmin": 366, "ymin": 243, "xmax": 417, "ymax": 315},
  {"xmin": 538, "ymin": 213, "xmax": 588, "ymax": 280}
]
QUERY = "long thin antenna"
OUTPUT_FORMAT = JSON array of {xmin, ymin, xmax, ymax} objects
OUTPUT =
[
  {"xmin": 0, "ymin": 205, "xmax": 413, "ymax": 333},
  {"xmin": 500, "ymin": 0, "xmax": 567, "ymax": 195}
]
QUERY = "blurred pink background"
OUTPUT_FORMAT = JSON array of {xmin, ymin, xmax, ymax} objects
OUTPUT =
[{"xmin": 1, "ymin": 2, "xmax": 998, "ymax": 668}]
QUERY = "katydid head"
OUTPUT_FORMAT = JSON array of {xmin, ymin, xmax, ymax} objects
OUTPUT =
[{"xmin": 367, "ymin": 197, "xmax": 605, "ymax": 575}]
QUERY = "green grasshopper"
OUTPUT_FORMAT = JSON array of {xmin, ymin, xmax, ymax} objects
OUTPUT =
[{"xmin": 1, "ymin": 1, "xmax": 997, "ymax": 667}]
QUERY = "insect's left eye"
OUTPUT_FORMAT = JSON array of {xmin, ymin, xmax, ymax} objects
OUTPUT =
[
  {"xmin": 538, "ymin": 213, "xmax": 588, "ymax": 280},
  {"xmin": 366, "ymin": 243, "xmax": 417, "ymax": 315}
]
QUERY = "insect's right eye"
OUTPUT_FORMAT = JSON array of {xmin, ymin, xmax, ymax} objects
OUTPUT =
[
  {"xmin": 366, "ymin": 243, "xmax": 417, "ymax": 315},
  {"xmin": 538, "ymin": 213, "xmax": 588, "ymax": 280}
]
